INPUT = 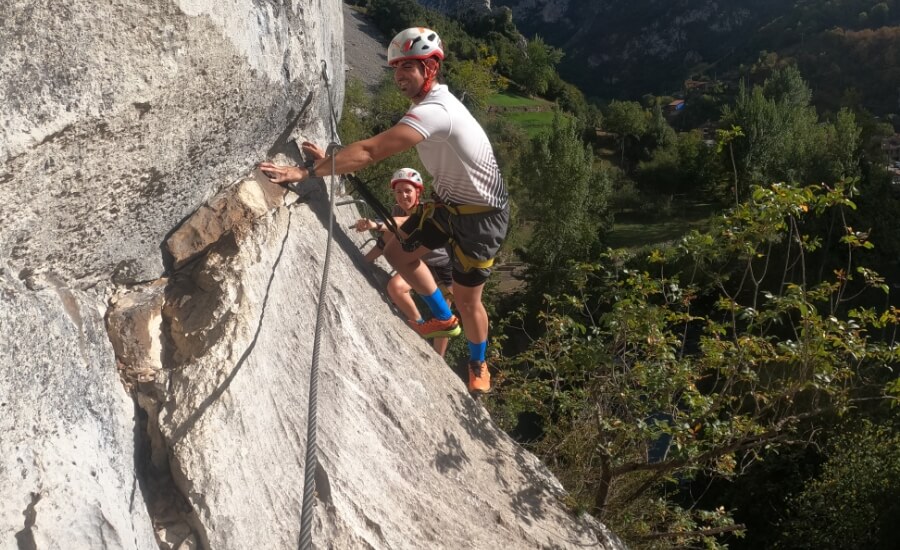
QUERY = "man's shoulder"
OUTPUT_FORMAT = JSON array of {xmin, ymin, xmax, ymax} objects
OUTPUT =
[{"xmin": 421, "ymin": 85, "xmax": 460, "ymax": 106}]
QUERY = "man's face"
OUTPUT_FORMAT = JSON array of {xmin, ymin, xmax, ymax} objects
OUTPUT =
[{"xmin": 392, "ymin": 60, "xmax": 425, "ymax": 99}]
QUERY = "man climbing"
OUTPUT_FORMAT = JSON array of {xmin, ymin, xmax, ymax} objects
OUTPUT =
[
  {"xmin": 303, "ymin": 139, "xmax": 458, "ymax": 357},
  {"xmin": 259, "ymin": 27, "xmax": 509, "ymax": 394}
]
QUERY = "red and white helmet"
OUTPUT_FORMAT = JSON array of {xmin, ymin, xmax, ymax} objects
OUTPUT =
[
  {"xmin": 387, "ymin": 27, "xmax": 444, "ymax": 66},
  {"xmin": 390, "ymin": 168, "xmax": 425, "ymax": 191}
]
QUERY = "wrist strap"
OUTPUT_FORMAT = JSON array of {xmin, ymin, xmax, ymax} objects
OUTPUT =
[{"xmin": 304, "ymin": 159, "xmax": 317, "ymax": 178}]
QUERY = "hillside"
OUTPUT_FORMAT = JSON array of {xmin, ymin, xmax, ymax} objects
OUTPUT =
[
  {"xmin": 490, "ymin": 0, "xmax": 900, "ymax": 114},
  {"xmin": 492, "ymin": 0, "xmax": 787, "ymax": 98}
]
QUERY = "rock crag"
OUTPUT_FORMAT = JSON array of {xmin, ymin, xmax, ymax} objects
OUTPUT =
[{"xmin": 1, "ymin": 1, "xmax": 624, "ymax": 548}]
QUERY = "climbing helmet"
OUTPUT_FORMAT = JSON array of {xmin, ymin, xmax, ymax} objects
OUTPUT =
[
  {"xmin": 387, "ymin": 27, "xmax": 444, "ymax": 66},
  {"xmin": 390, "ymin": 168, "xmax": 425, "ymax": 191}
]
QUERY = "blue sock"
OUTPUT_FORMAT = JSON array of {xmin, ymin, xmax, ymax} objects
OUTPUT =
[
  {"xmin": 421, "ymin": 288, "xmax": 453, "ymax": 321},
  {"xmin": 468, "ymin": 340, "xmax": 487, "ymax": 363}
]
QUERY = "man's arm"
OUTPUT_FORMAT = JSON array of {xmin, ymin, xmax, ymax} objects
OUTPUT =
[{"xmin": 259, "ymin": 123, "xmax": 425, "ymax": 184}]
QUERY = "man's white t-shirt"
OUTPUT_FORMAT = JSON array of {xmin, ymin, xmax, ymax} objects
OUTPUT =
[{"xmin": 398, "ymin": 84, "xmax": 508, "ymax": 209}]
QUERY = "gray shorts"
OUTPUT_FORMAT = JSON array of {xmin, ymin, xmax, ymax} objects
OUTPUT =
[
  {"xmin": 427, "ymin": 260, "xmax": 454, "ymax": 288},
  {"xmin": 400, "ymin": 202, "xmax": 509, "ymax": 287}
]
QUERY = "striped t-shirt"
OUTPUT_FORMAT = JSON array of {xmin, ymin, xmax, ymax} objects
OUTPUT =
[{"xmin": 399, "ymin": 85, "xmax": 508, "ymax": 209}]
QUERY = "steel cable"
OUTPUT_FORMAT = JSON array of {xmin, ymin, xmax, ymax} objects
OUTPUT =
[{"xmin": 298, "ymin": 60, "xmax": 342, "ymax": 550}]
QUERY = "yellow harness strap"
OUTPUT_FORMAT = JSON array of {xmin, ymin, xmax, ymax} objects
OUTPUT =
[
  {"xmin": 414, "ymin": 201, "xmax": 498, "ymax": 272},
  {"xmin": 451, "ymin": 242, "xmax": 495, "ymax": 271},
  {"xmin": 442, "ymin": 204, "xmax": 496, "ymax": 216}
]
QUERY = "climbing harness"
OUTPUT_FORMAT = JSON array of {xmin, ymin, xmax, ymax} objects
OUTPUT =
[{"xmin": 400, "ymin": 198, "xmax": 499, "ymax": 271}]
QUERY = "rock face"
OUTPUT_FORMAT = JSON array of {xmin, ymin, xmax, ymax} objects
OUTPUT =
[{"xmin": 1, "ymin": 1, "xmax": 624, "ymax": 549}]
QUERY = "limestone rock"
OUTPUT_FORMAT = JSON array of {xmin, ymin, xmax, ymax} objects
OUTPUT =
[
  {"xmin": 107, "ymin": 279, "xmax": 169, "ymax": 386},
  {"xmin": 165, "ymin": 173, "xmax": 287, "ymax": 269},
  {"xmin": 0, "ymin": 272, "xmax": 158, "ymax": 549},
  {"xmin": 1, "ymin": 0, "xmax": 342, "ymax": 547},
  {"xmin": 0, "ymin": 0, "xmax": 343, "ymax": 287},
  {"xmin": 1, "ymin": 0, "xmax": 625, "ymax": 548},
  {"xmin": 154, "ymin": 173, "xmax": 624, "ymax": 549}
]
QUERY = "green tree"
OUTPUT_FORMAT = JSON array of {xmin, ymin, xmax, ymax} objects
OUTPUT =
[
  {"xmin": 485, "ymin": 30, "xmax": 519, "ymax": 77},
  {"xmin": 366, "ymin": 0, "xmax": 424, "ymax": 36},
  {"xmin": 646, "ymin": 103, "xmax": 677, "ymax": 150},
  {"xmin": 636, "ymin": 130, "xmax": 723, "ymax": 197},
  {"xmin": 510, "ymin": 35, "xmax": 563, "ymax": 97},
  {"xmin": 820, "ymin": 107, "xmax": 863, "ymax": 182},
  {"xmin": 492, "ymin": 181, "xmax": 899, "ymax": 549},
  {"xmin": 777, "ymin": 418, "xmax": 900, "ymax": 549},
  {"xmin": 605, "ymin": 100, "xmax": 648, "ymax": 167},
  {"xmin": 871, "ymin": 1, "xmax": 890, "ymax": 24},
  {"xmin": 338, "ymin": 77, "xmax": 373, "ymax": 145},
  {"xmin": 445, "ymin": 56, "xmax": 500, "ymax": 115},
  {"xmin": 483, "ymin": 116, "xmax": 529, "ymax": 255},
  {"xmin": 762, "ymin": 64, "xmax": 812, "ymax": 108},
  {"xmin": 518, "ymin": 112, "xmax": 612, "ymax": 293},
  {"xmin": 550, "ymin": 79, "xmax": 591, "ymax": 128},
  {"xmin": 721, "ymin": 68, "xmax": 825, "ymax": 198}
]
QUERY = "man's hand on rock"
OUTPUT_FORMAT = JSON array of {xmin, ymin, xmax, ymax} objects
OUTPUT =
[
  {"xmin": 258, "ymin": 162, "xmax": 306, "ymax": 185},
  {"xmin": 300, "ymin": 141, "xmax": 326, "ymax": 160}
]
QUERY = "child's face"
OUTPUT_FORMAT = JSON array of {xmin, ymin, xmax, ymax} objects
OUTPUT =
[{"xmin": 393, "ymin": 182, "xmax": 419, "ymax": 213}]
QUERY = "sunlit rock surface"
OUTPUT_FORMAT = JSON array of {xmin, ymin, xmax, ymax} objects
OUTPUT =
[{"xmin": 0, "ymin": 1, "xmax": 624, "ymax": 548}]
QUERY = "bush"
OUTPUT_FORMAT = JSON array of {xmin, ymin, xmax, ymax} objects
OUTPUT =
[{"xmin": 777, "ymin": 418, "xmax": 900, "ymax": 549}]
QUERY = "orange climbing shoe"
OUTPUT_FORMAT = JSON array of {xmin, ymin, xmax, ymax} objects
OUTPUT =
[
  {"xmin": 468, "ymin": 361, "xmax": 491, "ymax": 394},
  {"xmin": 409, "ymin": 315, "xmax": 461, "ymax": 339}
]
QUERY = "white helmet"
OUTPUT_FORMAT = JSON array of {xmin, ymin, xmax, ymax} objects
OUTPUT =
[
  {"xmin": 387, "ymin": 27, "xmax": 444, "ymax": 66},
  {"xmin": 390, "ymin": 168, "xmax": 425, "ymax": 191}
]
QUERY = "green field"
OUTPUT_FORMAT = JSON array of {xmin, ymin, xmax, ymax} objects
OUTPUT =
[
  {"xmin": 488, "ymin": 92, "xmax": 554, "ymax": 108},
  {"xmin": 606, "ymin": 202, "xmax": 717, "ymax": 249},
  {"xmin": 501, "ymin": 111, "xmax": 558, "ymax": 137},
  {"xmin": 488, "ymin": 92, "xmax": 558, "ymax": 136}
]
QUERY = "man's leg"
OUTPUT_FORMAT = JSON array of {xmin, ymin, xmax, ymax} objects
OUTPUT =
[
  {"xmin": 453, "ymin": 280, "xmax": 491, "ymax": 394},
  {"xmin": 446, "ymin": 205, "xmax": 508, "ymax": 394},
  {"xmin": 451, "ymin": 282, "xmax": 487, "ymax": 345}
]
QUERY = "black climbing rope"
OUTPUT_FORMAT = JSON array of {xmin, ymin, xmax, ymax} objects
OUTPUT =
[{"xmin": 344, "ymin": 172, "xmax": 403, "ymax": 237}]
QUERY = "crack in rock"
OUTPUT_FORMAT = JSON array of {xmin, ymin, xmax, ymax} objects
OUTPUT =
[
  {"xmin": 106, "ymin": 172, "xmax": 290, "ymax": 550},
  {"xmin": 14, "ymin": 492, "xmax": 40, "ymax": 550}
]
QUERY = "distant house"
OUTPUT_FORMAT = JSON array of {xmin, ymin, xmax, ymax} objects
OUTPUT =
[
  {"xmin": 882, "ymin": 134, "xmax": 900, "ymax": 163},
  {"xmin": 890, "ymin": 169, "xmax": 900, "ymax": 184},
  {"xmin": 665, "ymin": 99, "xmax": 685, "ymax": 114},
  {"xmin": 684, "ymin": 79, "xmax": 714, "ymax": 94}
]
